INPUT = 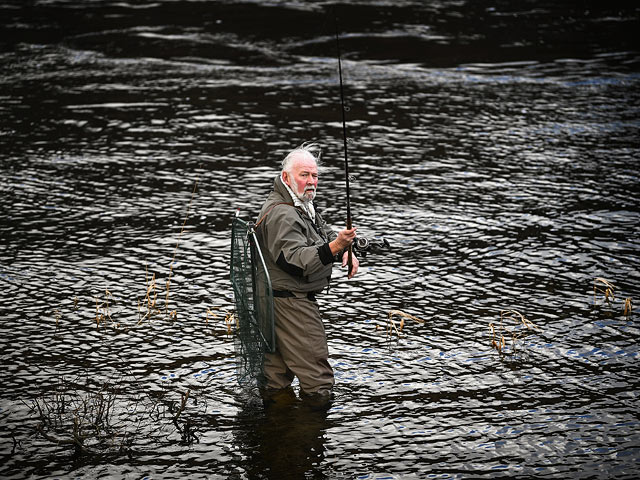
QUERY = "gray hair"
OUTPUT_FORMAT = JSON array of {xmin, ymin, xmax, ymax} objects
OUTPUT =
[{"xmin": 281, "ymin": 142, "xmax": 322, "ymax": 174}]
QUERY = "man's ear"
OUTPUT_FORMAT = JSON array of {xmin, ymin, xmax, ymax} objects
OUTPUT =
[{"xmin": 282, "ymin": 171, "xmax": 289, "ymax": 185}]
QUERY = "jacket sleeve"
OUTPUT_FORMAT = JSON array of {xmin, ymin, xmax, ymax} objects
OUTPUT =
[{"xmin": 263, "ymin": 205, "xmax": 334, "ymax": 280}]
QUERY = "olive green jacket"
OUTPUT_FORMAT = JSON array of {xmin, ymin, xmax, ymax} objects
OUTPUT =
[{"xmin": 256, "ymin": 175, "xmax": 338, "ymax": 293}]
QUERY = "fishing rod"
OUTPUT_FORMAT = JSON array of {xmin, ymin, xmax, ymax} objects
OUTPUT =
[{"xmin": 334, "ymin": 11, "xmax": 354, "ymax": 277}]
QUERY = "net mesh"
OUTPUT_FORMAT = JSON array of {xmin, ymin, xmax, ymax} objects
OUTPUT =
[{"xmin": 230, "ymin": 215, "xmax": 275, "ymax": 387}]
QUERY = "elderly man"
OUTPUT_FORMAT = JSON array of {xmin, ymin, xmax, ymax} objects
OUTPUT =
[{"xmin": 255, "ymin": 142, "xmax": 359, "ymax": 408}]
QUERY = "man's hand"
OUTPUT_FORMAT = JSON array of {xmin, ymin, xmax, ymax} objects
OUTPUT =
[
  {"xmin": 342, "ymin": 250, "xmax": 359, "ymax": 279},
  {"xmin": 329, "ymin": 227, "xmax": 357, "ymax": 255}
]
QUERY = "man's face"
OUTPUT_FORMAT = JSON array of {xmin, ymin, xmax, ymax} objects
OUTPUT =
[{"xmin": 284, "ymin": 154, "xmax": 318, "ymax": 202}]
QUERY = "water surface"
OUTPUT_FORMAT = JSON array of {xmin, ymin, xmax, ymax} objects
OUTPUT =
[{"xmin": 1, "ymin": 1, "xmax": 639, "ymax": 478}]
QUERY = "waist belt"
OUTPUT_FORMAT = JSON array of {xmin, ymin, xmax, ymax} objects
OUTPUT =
[{"xmin": 273, "ymin": 290, "xmax": 316, "ymax": 302}]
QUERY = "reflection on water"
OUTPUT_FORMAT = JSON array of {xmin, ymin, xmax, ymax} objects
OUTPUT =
[
  {"xmin": 1, "ymin": 1, "xmax": 639, "ymax": 479},
  {"xmin": 234, "ymin": 402, "xmax": 332, "ymax": 480}
]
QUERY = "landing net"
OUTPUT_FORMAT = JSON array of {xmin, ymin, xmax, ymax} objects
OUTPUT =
[{"xmin": 230, "ymin": 215, "xmax": 275, "ymax": 387}]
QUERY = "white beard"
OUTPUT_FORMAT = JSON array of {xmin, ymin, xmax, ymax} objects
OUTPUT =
[
  {"xmin": 282, "ymin": 174, "xmax": 316, "ymax": 221},
  {"xmin": 291, "ymin": 180, "xmax": 316, "ymax": 203}
]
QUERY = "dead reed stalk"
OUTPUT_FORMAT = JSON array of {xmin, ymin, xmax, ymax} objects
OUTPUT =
[
  {"xmin": 137, "ymin": 266, "xmax": 162, "ymax": 324},
  {"xmin": 592, "ymin": 278, "xmax": 634, "ymax": 317},
  {"xmin": 30, "ymin": 376, "xmax": 128, "ymax": 456},
  {"xmin": 94, "ymin": 289, "xmax": 115, "ymax": 330},
  {"xmin": 377, "ymin": 310, "xmax": 425, "ymax": 338},
  {"xmin": 29, "ymin": 373, "xmax": 201, "ymax": 457},
  {"xmin": 75, "ymin": 181, "xmax": 200, "ymax": 331},
  {"xmin": 593, "ymin": 277, "xmax": 615, "ymax": 305},
  {"xmin": 53, "ymin": 309, "xmax": 61, "ymax": 331},
  {"xmin": 489, "ymin": 309, "xmax": 540, "ymax": 356},
  {"xmin": 224, "ymin": 311, "xmax": 236, "ymax": 335},
  {"xmin": 205, "ymin": 307, "xmax": 236, "ymax": 336}
]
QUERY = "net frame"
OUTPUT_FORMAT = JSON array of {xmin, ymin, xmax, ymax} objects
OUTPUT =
[{"xmin": 230, "ymin": 215, "xmax": 275, "ymax": 387}]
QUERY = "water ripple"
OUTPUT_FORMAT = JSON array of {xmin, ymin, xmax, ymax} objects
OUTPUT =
[{"xmin": 1, "ymin": 1, "xmax": 639, "ymax": 478}]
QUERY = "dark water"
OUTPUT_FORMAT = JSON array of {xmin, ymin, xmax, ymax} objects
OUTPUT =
[{"xmin": 1, "ymin": 1, "xmax": 639, "ymax": 478}]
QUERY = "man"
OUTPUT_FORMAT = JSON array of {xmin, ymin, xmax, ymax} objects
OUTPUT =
[{"xmin": 255, "ymin": 142, "xmax": 359, "ymax": 408}]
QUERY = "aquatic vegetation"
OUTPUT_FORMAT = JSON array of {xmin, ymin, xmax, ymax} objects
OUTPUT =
[
  {"xmin": 33, "ymin": 177, "xmax": 217, "ymax": 459},
  {"xmin": 206, "ymin": 307, "xmax": 236, "ymax": 336},
  {"xmin": 593, "ymin": 277, "xmax": 633, "ymax": 317},
  {"xmin": 137, "ymin": 267, "xmax": 162, "ymax": 324},
  {"xmin": 28, "ymin": 374, "xmax": 200, "ymax": 457},
  {"xmin": 593, "ymin": 277, "xmax": 616, "ymax": 305},
  {"xmin": 94, "ymin": 288, "xmax": 114, "ymax": 329},
  {"xmin": 53, "ymin": 308, "xmax": 62, "ymax": 331},
  {"xmin": 50, "ymin": 181, "xmax": 209, "ymax": 332},
  {"xmin": 489, "ymin": 309, "xmax": 540, "ymax": 356},
  {"xmin": 378, "ymin": 310, "xmax": 425, "ymax": 338},
  {"xmin": 32, "ymin": 378, "xmax": 126, "ymax": 457},
  {"xmin": 169, "ymin": 390, "xmax": 199, "ymax": 445}
]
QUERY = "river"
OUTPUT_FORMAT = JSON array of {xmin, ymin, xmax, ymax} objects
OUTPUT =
[{"xmin": 1, "ymin": 1, "xmax": 639, "ymax": 478}]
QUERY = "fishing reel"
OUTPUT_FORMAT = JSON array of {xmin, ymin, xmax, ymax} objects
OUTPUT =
[{"xmin": 352, "ymin": 236, "xmax": 391, "ymax": 258}]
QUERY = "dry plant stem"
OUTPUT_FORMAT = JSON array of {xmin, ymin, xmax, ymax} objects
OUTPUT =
[
  {"xmin": 37, "ymin": 424, "xmax": 77, "ymax": 446},
  {"xmin": 94, "ymin": 297, "xmax": 104, "ymax": 329},
  {"xmin": 205, "ymin": 308, "xmax": 217, "ymax": 325},
  {"xmin": 94, "ymin": 290, "xmax": 115, "ymax": 329},
  {"xmin": 138, "ymin": 272, "xmax": 159, "ymax": 324},
  {"xmin": 165, "ymin": 179, "xmax": 198, "ymax": 315},
  {"xmin": 173, "ymin": 390, "xmax": 190, "ymax": 424},
  {"xmin": 387, "ymin": 318, "xmax": 401, "ymax": 338},
  {"xmin": 384, "ymin": 310, "xmax": 426, "ymax": 338},
  {"xmin": 623, "ymin": 298, "xmax": 632, "ymax": 316},
  {"xmin": 31, "ymin": 363, "xmax": 203, "ymax": 456},
  {"xmin": 490, "ymin": 309, "xmax": 540, "ymax": 355},
  {"xmin": 105, "ymin": 288, "xmax": 114, "ymax": 324},
  {"xmin": 593, "ymin": 277, "xmax": 615, "ymax": 305},
  {"xmin": 500, "ymin": 309, "xmax": 540, "ymax": 331},
  {"xmin": 150, "ymin": 274, "xmax": 157, "ymax": 309},
  {"xmin": 204, "ymin": 307, "xmax": 235, "ymax": 335},
  {"xmin": 224, "ymin": 312, "xmax": 235, "ymax": 335},
  {"xmin": 388, "ymin": 309, "xmax": 425, "ymax": 325},
  {"xmin": 489, "ymin": 323, "xmax": 506, "ymax": 353}
]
